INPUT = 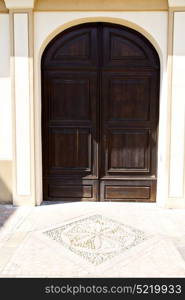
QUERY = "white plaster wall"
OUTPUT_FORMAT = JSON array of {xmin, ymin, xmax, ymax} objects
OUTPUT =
[
  {"xmin": 14, "ymin": 13, "xmax": 31, "ymax": 196},
  {"xmin": 34, "ymin": 11, "xmax": 168, "ymax": 205},
  {"xmin": 168, "ymin": 12, "xmax": 185, "ymax": 207},
  {"xmin": 0, "ymin": 14, "xmax": 12, "ymax": 160}
]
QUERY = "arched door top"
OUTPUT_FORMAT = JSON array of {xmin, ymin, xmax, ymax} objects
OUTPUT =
[{"xmin": 41, "ymin": 22, "xmax": 160, "ymax": 70}]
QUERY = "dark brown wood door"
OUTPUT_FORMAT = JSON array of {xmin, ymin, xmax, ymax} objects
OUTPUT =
[{"xmin": 41, "ymin": 23, "xmax": 160, "ymax": 202}]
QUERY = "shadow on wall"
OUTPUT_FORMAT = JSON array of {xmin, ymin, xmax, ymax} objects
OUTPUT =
[
  {"xmin": 0, "ymin": 14, "xmax": 13, "ymax": 205},
  {"xmin": 0, "ymin": 177, "xmax": 15, "ymax": 231},
  {"xmin": 0, "ymin": 202, "xmax": 16, "ymax": 230},
  {"xmin": 0, "ymin": 176, "xmax": 12, "ymax": 204}
]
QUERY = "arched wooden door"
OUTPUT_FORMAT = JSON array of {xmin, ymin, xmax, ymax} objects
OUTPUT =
[{"xmin": 41, "ymin": 22, "xmax": 160, "ymax": 202}]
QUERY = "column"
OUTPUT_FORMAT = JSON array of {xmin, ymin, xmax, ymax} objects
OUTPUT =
[
  {"xmin": 5, "ymin": 1, "xmax": 35, "ymax": 205},
  {"xmin": 167, "ymin": 0, "xmax": 185, "ymax": 207}
]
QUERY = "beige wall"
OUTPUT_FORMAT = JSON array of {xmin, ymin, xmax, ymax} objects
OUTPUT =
[
  {"xmin": 0, "ymin": 13, "xmax": 12, "ymax": 203},
  {"xmin": 34, "ymin": 0, "xmax": 168, "ymax": 11}
]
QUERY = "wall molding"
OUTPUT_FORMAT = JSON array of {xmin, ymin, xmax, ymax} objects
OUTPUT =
[
  {"xmin": 167, "ymin": 9, "xmax": 175, "ymax": 199},
  {"xmin": 34, "ymin": 0, "xmax": 168, "ymax": 12},
  {"xmin": 3, "ymin": 1, "xmax": 185, "ymax": 14},
  {"xmin": 168, "ymin": 0, "xmax": 185, "ymax": 7},
  {"xmin": 4, "ymin": 0, "xmax": 35, "ymax": 9},
  {"xmin": 168, "ymin": 8, "xmax": 185, "ymax": 201},
  {"xmin": 9, "ymin": 9, "xmax": 35, "ymax": 205},
  {"xmin": 3, "ymin": 0, "xmax": 185, "ymax": 13}
]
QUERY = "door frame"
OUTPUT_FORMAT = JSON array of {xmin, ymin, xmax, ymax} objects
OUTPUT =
[{"xmin": 33, "ymin": 16, "xmax": 167, "ymax": 206}]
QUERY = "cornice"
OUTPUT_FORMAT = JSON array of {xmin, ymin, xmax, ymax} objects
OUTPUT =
[
  {"xmin": 168, "ymin": 0, "xmax": 185, "ymax": 7},
  {"xmin": 4, "ymin": 0, "xmax": 35, "ymax": 9}
]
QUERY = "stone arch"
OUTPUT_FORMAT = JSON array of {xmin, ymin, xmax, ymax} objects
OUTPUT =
[
  {"xmin": 34, "ymin": 16, "xmax": 164, "ymax": 205},
  {"xmin": 39, "ymin": 22, "xmax": 160, "ymax": 201}
]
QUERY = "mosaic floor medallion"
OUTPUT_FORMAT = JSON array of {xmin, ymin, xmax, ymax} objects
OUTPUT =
[{"xmin": 44, "ymin": 215, "xmax": 149, "ymax": 265}]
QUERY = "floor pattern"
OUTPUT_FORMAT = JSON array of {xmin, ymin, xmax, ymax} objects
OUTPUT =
[{"xmin": 44, "ymin": 214, "xmax": 149, "ymax": 265}]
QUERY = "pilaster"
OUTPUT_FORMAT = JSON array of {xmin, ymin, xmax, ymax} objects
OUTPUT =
[{"xmin": 5, "ymin": 0, "xmax": 35, "ymax": 205}]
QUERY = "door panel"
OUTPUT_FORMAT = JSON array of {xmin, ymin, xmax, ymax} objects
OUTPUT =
[
  {"xmin": 101, "ymin": 71, "xmax": 158, "ymax": 125},
  {"xmin": 108, "ymin": 77, "xmax": 150, "ymax": 121},
  {"xmin": 42, "ymin": 24, "xmax": 99, "ymax": 69},
  {"xmin": 49, "ymin": 78, "xmax": 92, "ymax": 121},
  {"xmin": 45, "ymin": 71, "xmax": 98, "ymax": 123},
  {"xmin": 100, "ymin": 180, "xmax": 156, "ymax": 202},
  {"xmin": 47, "ymin": 178, "xmax": 99, "ymax": 201},
  {"xmin": 107, "ymin": 129, "xmax": 150, "ymax": 174},
  {"xmin": 102, "ymin": 24, "xmax": 159, "ymax": 68},
  {"xmin": 42, "ymin": 22, "xmax": 160, "ymax": 202},
  {"xmin": 49, "ymin": 128, "xmax": 92, "ymax": 172}
]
